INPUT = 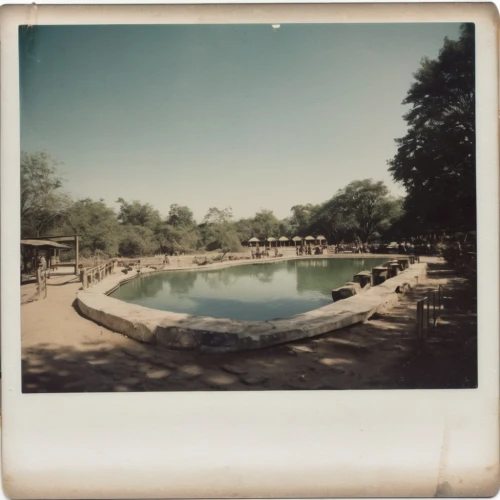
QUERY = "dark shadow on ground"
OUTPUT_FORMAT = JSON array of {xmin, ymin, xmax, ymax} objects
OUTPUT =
[{"xmin": 23, "ymin": 260, "xmax": 477, "ymax": 393}]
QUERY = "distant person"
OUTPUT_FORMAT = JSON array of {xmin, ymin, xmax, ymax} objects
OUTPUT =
[
  {"xmin": 164, "ymin": 254, "xmax": 170, "ymax": 264},
  {"xmin": 40, "ymin": 255, "xmax": 47, "ymax": 270},
  {"xmin": 50, "ymin": 255, "xmax": 58, "ymax": 271}
]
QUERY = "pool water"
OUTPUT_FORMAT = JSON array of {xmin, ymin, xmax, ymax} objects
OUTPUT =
[{"xmin": 110, "ymin": 258, "xmax": 388, "ymax": 321}]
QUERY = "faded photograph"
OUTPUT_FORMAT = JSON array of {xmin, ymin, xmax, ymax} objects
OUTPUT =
[{"xmin": 20, "ymin": 23, "xmax": 477, "ymax": 393}]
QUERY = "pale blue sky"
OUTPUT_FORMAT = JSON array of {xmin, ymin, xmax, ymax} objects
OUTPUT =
[{"xmin": 20, "ymin": 23, "xmax": 462, "ymax": 221}]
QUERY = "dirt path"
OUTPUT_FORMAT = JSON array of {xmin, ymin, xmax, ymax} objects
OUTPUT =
[{"xmin": 21, "ymin": 257, "xmax": 477, "ymax": 392}]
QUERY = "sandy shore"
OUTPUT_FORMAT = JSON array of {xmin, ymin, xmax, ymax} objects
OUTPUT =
[{"xmin": 21, "ymin": 256, "xmax": 477, "ymax": 392}]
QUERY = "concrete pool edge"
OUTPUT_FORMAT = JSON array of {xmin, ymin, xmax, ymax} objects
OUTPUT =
[{"xmin": 76, "ymin": 260, "xmax": 427, "ymax": 353}]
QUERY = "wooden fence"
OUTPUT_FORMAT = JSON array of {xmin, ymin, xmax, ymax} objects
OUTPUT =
[
  {"xmin": 80, "ymin": 261, "xmax": 115, "ymax": 290},
  {"xmin": 416, "ymin": 284, "xmax": 446, "ymax": 347}
]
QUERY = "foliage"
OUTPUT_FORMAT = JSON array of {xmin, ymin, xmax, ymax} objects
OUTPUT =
[
  {"xmin": 441, "ymin": 242, "xmax": 476, "ymax": 279},
  {"xmin": 167, "ymin": 204, "xmax": 195, "ymax": 228},
  {"xmin": 322, "ymin": 180, "xmax": 403, "ymax": 243},
  {"xmin": 156, "ymin": 222, "xmax": 201, "ymax": 255},
  {"xmin": 22, "ymin": 152, "xmax": 409, "ymax": 259},
  {"xmin": 116, "ymin": 198, "xmax": 162, "ymax": 230},
  {"xmin": 203, "ymin": 206, "xmax": 233, "ymax": 225},
  {"xmin": 202, "ymin": 206, "xmax": 242, "ymax": 254},
  {"xmin": 118, "ymin": 225, "xmax": 157, "ymax": 257},
  {"xmin": 252, "ymin": 209, "xmax": 280, "ymax": 239},
  {"xmin": 59, "ymin": 198, "xmax": 121, "ymax": 256},
  {"xmin": 21, "ymin": 152, "xmax": 71, "ymax": 237},
  {"xmin": 233, "ymin": 218, "xmax": 255, "ymax": 244},
  {"xmin": 388, "ymin": 23, "xmax": 475, "ymax": 232},
  {"xmin": 289, "ymin": 204, "xmax": 318, "ymax": 236}
]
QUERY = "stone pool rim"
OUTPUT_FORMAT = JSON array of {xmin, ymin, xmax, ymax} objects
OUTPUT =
[{"xmin": 76, "ymin": 255, "xmax": 427, "ymax": 353}]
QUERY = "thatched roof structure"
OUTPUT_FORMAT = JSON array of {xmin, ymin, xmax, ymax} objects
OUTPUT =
[
  {"xmin": 291, "ymin": 236, "xmax": 303, "ymax": 242},
  {"xmin": 248, "ymin": 237, "xmax": 260, "ymax": 242},
  {"xmin": 304, "ymin": 236, "xmax": 315, "ymax": 241},
  {"xmin": 278, "ymin": 236, "xmax": 289, "ymax": 241}
]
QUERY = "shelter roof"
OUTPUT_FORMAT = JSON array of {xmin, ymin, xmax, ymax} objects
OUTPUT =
[{"xmin": 21, "ymin": 239, "xmax": 71, "ymax": 249}]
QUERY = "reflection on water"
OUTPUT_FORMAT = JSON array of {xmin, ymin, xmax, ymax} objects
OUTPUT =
[{"xmin": 110, "ymin": 258, "xmax": 388, "ymax": 321}]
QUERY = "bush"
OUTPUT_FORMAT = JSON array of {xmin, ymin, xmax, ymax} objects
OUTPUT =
[{"xmin": 441, "ymin": 243, "xmax": 476, "ymax": 278}]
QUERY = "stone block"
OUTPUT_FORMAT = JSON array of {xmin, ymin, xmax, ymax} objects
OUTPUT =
[
  {"xmin": 331, "ymin": 282, "xmax": 361, "ymax": 302},
  {"xmin": 352, "ymin": 271, "xmax": 372, "ymax": 288},
  {"xmin": 397, "ymin": 258, "xmax": 409, "ymax": 270},
  {"xmin": 389, "ymin": 263, "xmax": 400, "ymax": 277},
  {"xmin": 372, "ymin": 266, "xmax": 389, "ymax": 285}
]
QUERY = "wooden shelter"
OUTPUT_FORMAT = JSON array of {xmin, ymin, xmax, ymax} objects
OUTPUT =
[
  {"xmin": 304, "ymin": 236, "xmax": 315, "ymax": 244},
  {"xmin": 291, "ymin": 236, "xmax": 303, "ymax": 246},
  {"xmin": 266, "ymin": 237, "xmax": 277, "ymax": 247},
  {"xmin": 21, "ymin": 234, "xmax": 80, "ymax": 274},
  {"xmin": 316, "ymin": 235, "xmax": 327, "ymax": 245},
  {"xmin": 248, "ymin": 237, "xmax": 260, "ymax": 247},
  {"xmin": 278, "ymin": 236, "xmax": 289, "ymax": 246},
  {"xmin": 21, "ymin": 239, "xmax": 71, "ymax": 273}
]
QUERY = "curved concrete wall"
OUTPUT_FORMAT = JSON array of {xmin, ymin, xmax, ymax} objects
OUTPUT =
[{"xmin": 76, "ymin": 260, "xmax": 427, "ymax": 353}]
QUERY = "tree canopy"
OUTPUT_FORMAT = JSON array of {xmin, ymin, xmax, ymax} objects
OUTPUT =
[
  {"xmin": 388, "ymin": 23, "xmax": 475, "ymax": 233},
  {"xmin": 116, "ymin": 198, "xmax": 162, "ymax": 230},
  {"xmin": 330, "ymin": 180, "xmax": 403, "ymax": 243},
  {"xmin": 21, "ymin": 152, "xmax": 71, "ymax": 237},
  {"xmin": 167, "ymin": 204, "xmax": 195, "ymax": 228},
  {"xmin": 61, "ymin": 198, "xmax": 121, "ymax": 257}
]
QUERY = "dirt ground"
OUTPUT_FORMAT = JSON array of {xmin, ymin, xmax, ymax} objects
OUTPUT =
[{"xmin": 21, "ymin": 257, "xmax": 477, "ymax": 393}]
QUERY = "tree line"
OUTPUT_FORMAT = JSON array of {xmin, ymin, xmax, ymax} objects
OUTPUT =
[
  {"xmin": 21, "ymin": 152, "xmax": 403, "ymax": 258},
  {"xmin": 21, "ymin": 23, "xmax": 475, "ymax": 259}
]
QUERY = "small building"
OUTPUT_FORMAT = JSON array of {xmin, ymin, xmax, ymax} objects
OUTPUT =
[{"xmin": 21, "ymin": 234, "xmax": 80, "ymax": 274}]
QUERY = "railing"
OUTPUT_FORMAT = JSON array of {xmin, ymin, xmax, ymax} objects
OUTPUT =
[
  {"xmin": 116, "ymin": 257, "xmax": 166, "ymax": 268},
  {"xmin": 416, "ymin": 285, "xmax": 446, "ymax": 347},
  {"xmin": 80, "ymin": 261, "xmax": 115, "ymax": 290},
  {"xmin": 36, "ymin": 268, "xmax": 48, "ymax": 299}
]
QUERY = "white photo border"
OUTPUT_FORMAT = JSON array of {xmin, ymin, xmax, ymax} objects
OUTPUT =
[{"xmin": 1, "ymin": 3, "xmax": 498, "ymax": 498}]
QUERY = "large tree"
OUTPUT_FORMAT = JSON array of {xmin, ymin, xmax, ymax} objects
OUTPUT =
[
  {"xmin": 310, "ymin": 200, "xmax": 356, "ymax": 245},
  {"xmin": 61, "ymin": 198, "xmax": 121, "ymax": 257},
  {"xmin": 116, "ymin": 198, "xmax": 162, "ymax": 230},
  {"xmin": 202, "ymin": 206, "xmax": 241, "ymax": 255},
  {"xmin": 388, "ymin": 23, "xmax": 475, "ymax": 233},
  {"xmin": 21, "ymin": 152, "xmax": 71, "ymax": 237},
  {"xmin": 252, "ymin": 209, "xmax": 280, "ymax": 239},
  {"xmin": 167, "ymin": 204, "xmax": 195, "ymax": 228},
  {"xmin": 289, "ymin": 204, "xmax": 318, "ymax": 236},
  {"xmin": 331, "ymin": 179, "xmax": 402, "ymax": 243}
]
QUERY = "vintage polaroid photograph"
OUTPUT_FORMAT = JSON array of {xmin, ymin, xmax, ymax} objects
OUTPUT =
[
  {"xmin": 19, "ymin": 16, "xmax": 480, "ymax": 394},
  {"xmin": 2, "ymin": 3, "xmax": 499, "ymax": 499}
]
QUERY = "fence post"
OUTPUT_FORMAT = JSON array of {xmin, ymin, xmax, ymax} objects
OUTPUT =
[
  {"xmin": 426, "ymin": 296, "xmax": 430, "ymax": 335},
  {"xmin": 416, "ymin": 300, "xmax": 422, "ymax": 348},
  {"xmin": 433, "ymin": 291, "xmax": 437, "ymax": 327}
]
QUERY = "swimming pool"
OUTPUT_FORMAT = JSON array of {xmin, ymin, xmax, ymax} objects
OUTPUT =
[{"xmin": 110, "ymin": 258, "xmax": 388, "ymax": 321}]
